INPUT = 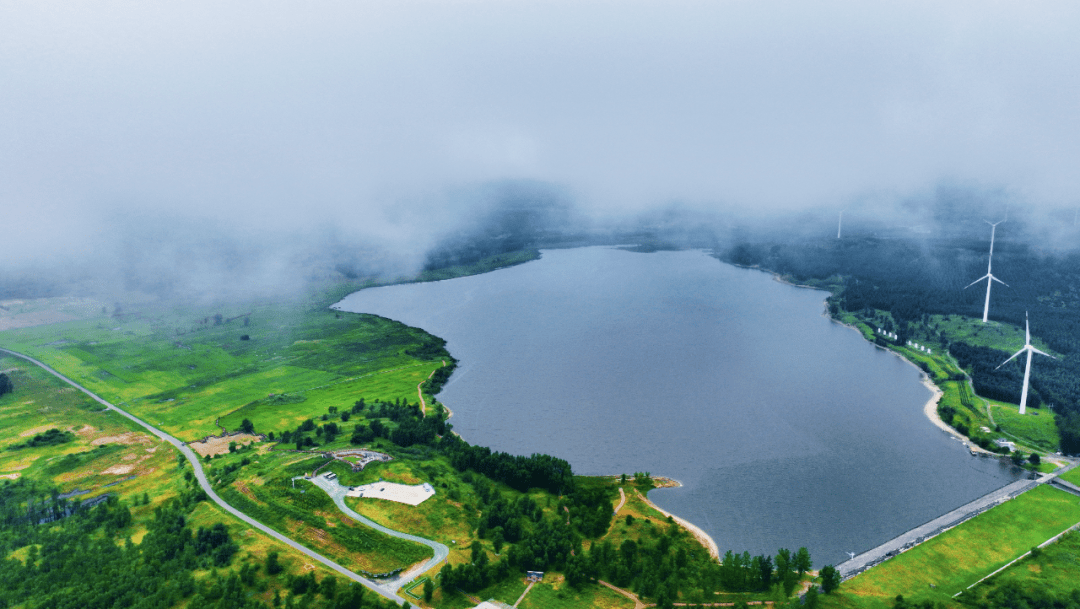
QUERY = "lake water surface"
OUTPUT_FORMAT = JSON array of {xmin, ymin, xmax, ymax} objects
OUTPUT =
[{"xmin": 334, "ymin": 247, "xmax": 1022, "ymax": 564}]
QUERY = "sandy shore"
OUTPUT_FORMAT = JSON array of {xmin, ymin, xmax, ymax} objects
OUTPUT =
[
  {"xmin": 634, "ymin": 487, "xmax": 721, "ymax": 560},
  {"xmin": 918, "ymin": 375, "xmax": 994, "ymax": 455}
]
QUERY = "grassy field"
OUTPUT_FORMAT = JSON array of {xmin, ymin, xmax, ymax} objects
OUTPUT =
[
  {"xmin": 957, "ymin": 527, "xmax": 1080, "ymax": 607},
  {"xmin": 991, "ymin": 402, "xmax": 1061, "ymax": 453},
  {"xmin": 0, "ymin": 352, "xmax": 359, "ymax": 607},
  {"xmin": 824, "ymin": 485, "xmax": 1080, "ymax": 609},
  {"xmin": 0, "ymin": 296, "xmax": 448, "ymax": 443}
]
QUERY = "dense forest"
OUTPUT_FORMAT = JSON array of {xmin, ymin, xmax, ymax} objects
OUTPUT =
[
  {"xmin": 722, "ymin": 225, "xmax": 1080, "ymax": 454},
  {"xmin": 0, "ymin": 475, "xmax": 413, "ymax": 609}
]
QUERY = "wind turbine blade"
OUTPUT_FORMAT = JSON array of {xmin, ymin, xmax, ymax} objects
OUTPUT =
[
  {"xmin": 996, "ymin": 349, "xmax": 1025, "ymax": 370},
  {"xmin": 990, "ymin": 275, "xmax": 1007, "ymax": 286},
  {"xmin": 964, "ymin": 275, "xmax": 989, "ymax": 289},
  {"xmin": 1031, "ymin": 347, "xmax": 1054, "ymax": 359},
  {"xmin": 1025, "ymin": 313, "xmax": 1031, "ymax": 346}
]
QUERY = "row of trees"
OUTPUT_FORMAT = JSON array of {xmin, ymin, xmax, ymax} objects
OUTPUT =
[{"xmin": 440, "ymin": 433, "xmax": 575, "ymax": 495}]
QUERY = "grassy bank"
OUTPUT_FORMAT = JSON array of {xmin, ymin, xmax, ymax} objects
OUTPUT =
[{"xmin": 829, "ymin": 305, "xmax": 1058, "ymax": 460}]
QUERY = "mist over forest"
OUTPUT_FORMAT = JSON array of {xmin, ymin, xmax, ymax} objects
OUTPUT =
[{"xmin": 4, "ymin": 1, "xmax": 1080, "ymax": 304}]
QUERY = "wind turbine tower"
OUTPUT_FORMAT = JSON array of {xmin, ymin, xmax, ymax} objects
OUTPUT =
[
  {"xmin": 965, "ymin": 219, "xmax": 1007, "ymax": 323},
  {"xmin": 837, "ymin": 210, "xmax": 844, "ymax": 239},
  {"xmin": 996, "ymin": 312, "xmax": 1054, "ymax": 415}
]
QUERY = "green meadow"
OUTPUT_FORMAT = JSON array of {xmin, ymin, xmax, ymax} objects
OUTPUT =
[
  {"xmin": 1, "ymin": 295, "xmax": 448, "ymax": 442},
  {"xmin": 0, "ymin": 351, "xmax": 360, "ymax": 607},
  {"xmin": 959, "ymin": 526, "xmax": 1080, "ymax": 607},
  {"xmin": 991, "ymin": 402, "xmax": 1061, "ymax": 453}
]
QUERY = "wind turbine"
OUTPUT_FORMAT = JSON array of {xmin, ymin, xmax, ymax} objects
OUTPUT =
[
  {"xmin": 837, "ymin": 210, "xmax": 844, "ymax": 239},
  {"xmin": 965, "ymin": 219, "xmax": 1007, "ymax": 323},
  {"xmin": 996, "ymin": 312, "xmax": 1054, "ymax": 415}
]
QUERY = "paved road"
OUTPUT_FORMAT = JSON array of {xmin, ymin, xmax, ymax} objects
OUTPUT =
[
  {"xmin": 0, "ymin": 347, "xmax": 410, "ymax": 606},
  {"xmin": 306, "ymin": 474, "xmax": 450, "ymax": 591}
]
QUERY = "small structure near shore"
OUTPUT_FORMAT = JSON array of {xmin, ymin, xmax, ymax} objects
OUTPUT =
[{"xmin": 324, "ymin": 448, "xmax": 392, "ymax": 472}]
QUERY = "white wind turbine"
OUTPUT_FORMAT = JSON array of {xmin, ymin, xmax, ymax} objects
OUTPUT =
[
  {"xmin": 965, "ymin": 220, "xmax": 1007, "ymax": 323},
  {"xmin": 837, "ymin": 210, "xmax": 844, "ymax": 239},
  {"xmin": 996, "ymin": 312, "xmax": 1054, "ymax": 415}
]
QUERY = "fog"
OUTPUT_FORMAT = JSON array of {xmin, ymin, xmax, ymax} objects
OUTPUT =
[{"xmin": 4, "ymin": 0, "xmax": 1080, "ymax": 300}]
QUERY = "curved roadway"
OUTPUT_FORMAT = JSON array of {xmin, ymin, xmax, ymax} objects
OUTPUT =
[
  {"xmin": 305, "ymin": 475, "xmax": 450, "ymax": 591},
  {"xmin": 0, "ymin": 347, "xmax": 430, "ymax": 606}
]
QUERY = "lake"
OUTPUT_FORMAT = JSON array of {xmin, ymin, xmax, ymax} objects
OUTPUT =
[{"xmin": 334, "ymin": 247, "xmax": 1022, "ymax": 564}]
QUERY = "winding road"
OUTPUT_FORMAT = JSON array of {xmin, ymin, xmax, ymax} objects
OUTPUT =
[
  {"xmin": 305, "ymin": 475, "xmax": 450, "ymax": 591},
  {"xmin": 0, "ymin": 346, "xmax": 437, "ymax": 607}
]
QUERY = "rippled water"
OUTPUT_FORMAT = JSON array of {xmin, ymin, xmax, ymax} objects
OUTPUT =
[{"xmin": 334, "ymin": 247, "xmax": 1022, "ymax": 564}]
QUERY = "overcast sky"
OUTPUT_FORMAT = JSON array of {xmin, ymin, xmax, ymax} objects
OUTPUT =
[{"xmin": 3, "ymin": 0, "xmax": 1079, "ymax": 282}]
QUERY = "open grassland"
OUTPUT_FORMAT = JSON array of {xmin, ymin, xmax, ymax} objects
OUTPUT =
[
  {"xmin": 991, "ymin": 402, "xmax": 1061, "ymax": 453},
  {"xmin": 0, "ymin": 290, "xmax": 470, "ymax": 606},
  {"xmin": 217, "ymin": 362, "xmax": 439, "ymax": 438},
  {"xmin": 0, "ymin": 295, "xmax": 449, "ymax": 443},
  {"xmin": 826, "ymin": 485, "xmax": 1080, "ymax": 609},
  {"xmin": 931, "ymin": 315, "xmax": 1052, "ymax": 355},
  {"xmin": 0, "ymin": 352, "xmax": 358, "ymax": 607},
  {"xmin": 0, "ymin": 354, "xmax": 174, "ymax": 499}
]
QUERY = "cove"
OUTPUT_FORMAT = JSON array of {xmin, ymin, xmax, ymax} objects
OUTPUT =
[{"xmin": 333, "ymin": 247, "xmax": 1022, "ymax": 564}]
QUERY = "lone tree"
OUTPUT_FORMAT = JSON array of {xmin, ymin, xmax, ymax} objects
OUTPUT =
[
  {"xmin": 0, "ymin": 373, "xmax": 12, "ymax": 396},
  {"xmin": 820, "ymin": 565, "xmax": 841, "ymax": 594}
]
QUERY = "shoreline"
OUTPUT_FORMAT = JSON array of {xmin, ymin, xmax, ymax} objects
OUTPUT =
[
  {"xmin": 743, "ymin": 262, "xmax": 994, "ymax": 455},
  {"xmin": 603, "ymin": 476, "xmax": 721, "ymax": 560},
  {"xmin": 634, "ymin": 484, "xmax": 721, "ymax": 560}
]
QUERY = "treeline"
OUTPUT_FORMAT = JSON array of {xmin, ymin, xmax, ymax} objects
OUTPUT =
[
  {"xmin": 274, "ymin": 396, "xmax": 451, "ymax": 451},
  {"xmin": 440, "ymin": 433, "xmax": 575, "ymax": 495},
  {"xmin": 949, "ymin": 343, "xmax": 1044, "ymax": 409},
  {"xmin": 957, "ymin": 581, "xmax": 1080, "ymax": 609}
]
